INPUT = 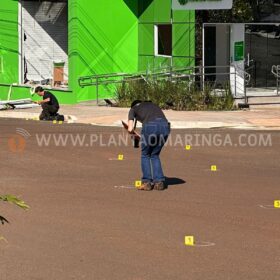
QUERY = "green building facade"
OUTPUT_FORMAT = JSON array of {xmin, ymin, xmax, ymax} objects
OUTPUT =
[{"xmin": 0, "ymin": 0, "xmax": 195, "ymax": 104}]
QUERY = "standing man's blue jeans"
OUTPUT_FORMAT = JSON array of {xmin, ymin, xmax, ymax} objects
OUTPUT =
[{"xmin": 141, "ymin": 118, "xmax": 170, "ymax": 183}]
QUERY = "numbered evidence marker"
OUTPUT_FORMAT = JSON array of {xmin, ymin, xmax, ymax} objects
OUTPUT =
[
  {"xmin": 185, "ymin": 145, "xmax": 191, "ymax": 150},
  {"xmin": 118, "ymin": 154, "xmax": 124, "ymax": 161},
  {"xmin": 135, "ymin": 181, "xmax": 142, "ymax": 188},
  {"xmin": 211, "ymin": 165, "xmax": 217, "ymax": 172},
  {"xmin": 274, "ymin": 200, "xmax": 280, "ymax": 208},
  {"xmin": 185, "ymin": 236, "xmax": 195, "ymax": 246}
]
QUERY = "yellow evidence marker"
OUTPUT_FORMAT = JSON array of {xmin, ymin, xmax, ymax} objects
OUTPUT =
[
  {"xmin": 185, "ymin": 236, "xmax": 195, "ymax": 246},
  {"xmin": 53, "ymin": 120, "xmax": 57, "ymax": 124},
  {"xmin": 211, "ymin": 165, "xmax": 217, "ymax": 172},
  {"xmin": 185, "ymin": 145, "xmax": 191, "ymax": 150},
  {"xmin": 135, "ymin": 181, "xmax": 142, "ymax": 188},
  {"xmin": 118, "ymin": 154, "xmax": 124, "ymax": 160},
  {"xmin": 274, "ymin": 200, "xmax": 280, "ymax": 208},
  {"xmin": 58, "ymin": 121, "xmax": 63, "ymax": 125}
]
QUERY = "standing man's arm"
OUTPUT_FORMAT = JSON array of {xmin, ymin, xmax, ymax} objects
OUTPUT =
[
  {"xmin": 128, "ymin": 120, "xmax": 134, "ymax": 133},
  {"xmin": 128, "ymin": 107, "xmax": 136, "ymax": 133}
]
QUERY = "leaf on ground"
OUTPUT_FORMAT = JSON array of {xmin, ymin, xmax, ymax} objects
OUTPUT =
[
  {"xmin": 0, "ymin": 235, "xmax": 8, "ymax": 243},
  {"xmin": 0, "ymin": 195, "xmax": 30, "ymax": 210}
]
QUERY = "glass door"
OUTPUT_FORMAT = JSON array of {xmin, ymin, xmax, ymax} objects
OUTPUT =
[{"xmin": 245, "ymin": 24, "xmax": 280, "ymax": 89}]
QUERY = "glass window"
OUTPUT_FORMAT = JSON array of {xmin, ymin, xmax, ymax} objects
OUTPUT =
[{"xmin": 155, "ymin": 24, "xmax": 172, "ymax": 56}]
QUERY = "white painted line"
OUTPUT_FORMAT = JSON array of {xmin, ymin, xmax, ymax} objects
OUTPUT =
[
  {"xmin": 203, "ymin": 169, "xmax": 221, "ymax": 172},
  {"xmin": 114, "ymin": 185, "xmax": 134, "ymax": 190},
  {"xmin": 259, "ymin": 204, "xmax": 276, "ymax": 209},
  {"xmin": 193, "ymin": 241, "xmax": 216, "ymax": 247},
  {"xmin": 109, "ymin": 158, "xmax": 125, "ymax": 161}
]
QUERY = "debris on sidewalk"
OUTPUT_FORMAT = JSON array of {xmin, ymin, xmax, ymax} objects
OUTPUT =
[{"xmin": 0, "ymin": 99, "xmax": 39, "ymax": 110}]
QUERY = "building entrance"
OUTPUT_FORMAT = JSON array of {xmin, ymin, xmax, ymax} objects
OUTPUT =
[{"xmin": 245, "ymin": 24, "xmax": 280, "ymax": 89}]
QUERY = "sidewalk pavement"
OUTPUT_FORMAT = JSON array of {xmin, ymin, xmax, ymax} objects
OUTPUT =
[{"xmin": 0, "ymin": 104, "xmax": 280, "ymax": 130}]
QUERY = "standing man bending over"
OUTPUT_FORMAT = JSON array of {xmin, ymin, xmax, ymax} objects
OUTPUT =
[
  {"xmin": 128, "ymin": 100, "xmax": 170, "ymax": 191},
  {"xmin": 34, "ymin": 86, "xmax": 60, "ymax": 121}
]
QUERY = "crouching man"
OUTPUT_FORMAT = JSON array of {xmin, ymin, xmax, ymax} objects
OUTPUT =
[
  {"xmin": 34, "ymin": 86, "xmax": 60, "ymax": 121},
  {"xmin": 128, "ymin": 100, "xmax": 170, "ymax": 191}
]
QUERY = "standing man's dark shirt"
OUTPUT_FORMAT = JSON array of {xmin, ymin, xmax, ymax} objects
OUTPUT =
[
  {"xmin": 43, "ymin": 91, "xmax": 59, "ymax": 108},
  {"xmin": 128, "ymin": 101, "xmax": 167, "ymax": 124}
]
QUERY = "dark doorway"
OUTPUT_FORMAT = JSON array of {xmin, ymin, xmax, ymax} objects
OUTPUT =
[{"xmin": 204, "ymin": 26, "xmax": 216, "ymax": 81}]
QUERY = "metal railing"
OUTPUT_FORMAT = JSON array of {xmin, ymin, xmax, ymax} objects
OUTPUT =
[
  {"xmin": 235, "ymin": 64, "xmax": 251, "ymax": 103},
  {"xmin": 78, "ymin": 67, "xmax": 196, "ymax": 104},
  {"xmin": 271, "ymin": 65, "xmax": 280, "ymax": 95},
  {"xmin": 78, "ymin": 65, "xmax": 251, "ymax": 105}
]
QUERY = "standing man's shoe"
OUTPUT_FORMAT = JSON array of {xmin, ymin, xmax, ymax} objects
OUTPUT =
[
  {"xmin": 154, "ymin": 181, "xmax": 166, "ymax": 191},
  {"xmin": 137, "ymin": 182, "xmax": 153, "ymax": 191}
]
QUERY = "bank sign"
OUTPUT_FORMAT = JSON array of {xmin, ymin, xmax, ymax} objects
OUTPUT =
[{"xmin": 172, "ymin": 0, "xmax": 233, "ymax": 10}]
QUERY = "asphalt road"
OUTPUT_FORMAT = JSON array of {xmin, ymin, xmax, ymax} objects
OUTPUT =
[{"xmin": 0, "ymin": 118, "xmax": 280, "ymax": 280}]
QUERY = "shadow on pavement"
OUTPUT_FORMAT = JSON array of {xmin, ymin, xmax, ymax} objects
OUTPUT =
[{"xmin": 165, "ymin": 177, "xmax": 186, "ymax": 187}]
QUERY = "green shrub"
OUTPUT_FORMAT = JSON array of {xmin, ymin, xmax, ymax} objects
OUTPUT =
[{"xmin": 115, "ymin": 79, "xmax": 236, "ymax": 111}]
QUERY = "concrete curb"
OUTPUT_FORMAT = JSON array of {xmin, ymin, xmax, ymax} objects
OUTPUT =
[
  {"xmin": 1, "ymin": 111, "xmax": 280, "ymax": 130},
  {"xmin": 0, "ymin": 111, "xmax": 77, "ymax": 123},
  {"xmin": 91, "ymin": 120, "xmax": 279, "ymax": 130}
]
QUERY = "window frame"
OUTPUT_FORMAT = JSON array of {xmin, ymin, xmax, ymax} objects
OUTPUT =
[{"xmin": 154, "ymin": 24, "xmax": 173, "ymax": 58}]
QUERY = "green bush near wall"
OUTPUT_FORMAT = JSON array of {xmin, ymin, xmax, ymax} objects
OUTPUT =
[{"xmin": 116, "ymin": 80, "xmax": 235, "ymax": 111}]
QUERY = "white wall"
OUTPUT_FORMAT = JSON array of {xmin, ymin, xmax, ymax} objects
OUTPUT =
[{"xmin": 230, "ymin": 24, "xmax": 245, "ymax": 97}]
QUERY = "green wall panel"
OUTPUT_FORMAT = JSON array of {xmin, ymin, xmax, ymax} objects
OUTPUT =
[
  {"xmin": 154, "ymin": 0, "xmax": 171, "ymax": 23},
  {"xmin": 0, "ymin": 84, "xmax": 76, "ymax": 104},
  {"xmin": 173, "ymin": 10, "xmax": 195, "ymax": 23},
  {"xmin": 0, "ymin": 85, "xmax": 30, "ymax": 101},
  {"xmin": 0, "ymin": 0, "xmax": 19, "ymax": 84},
  {"xmin": 172, "ymin": 57, "xmax": 195, "ymax": 68},
  {"xmin": 138, "ymin": 1, "xmax": 195, "ymax": 72},
  {"xmin": 138, "ymin": 56, "xmax": 154, "ymax": 72},
  {"xmin": 69, "ymin": 0, "xmax": 139, "ymax": 102},
  {"xmin": 154, "ymin": 57, "xmax": 171, "ymax": 70},
  {"xmin": 173, "ymin": 23, "xmax": 195, "ymax": 58},
  {"xmin": 139, "ymin": 24, "xmax": 154, "ymax": 55},
  {"xmin": 139, "ymin": 0, "xmax": 171, "ymax": 23}
]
